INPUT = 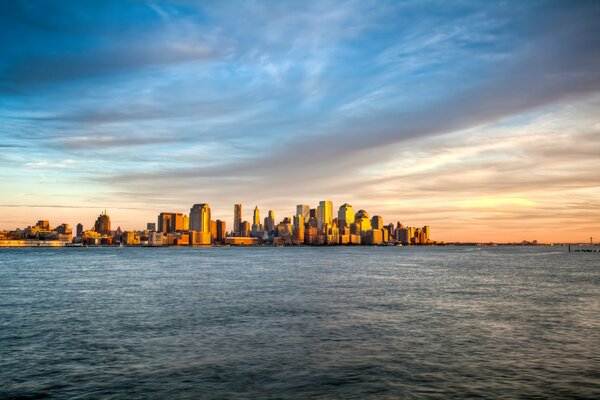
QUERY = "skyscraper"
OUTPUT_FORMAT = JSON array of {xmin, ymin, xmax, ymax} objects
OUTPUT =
[
  {"xmin": 296, "ymin": 204, "xmax": 310, "ymax": 220},
  {"xmin": 94, "ymin": 210, "xmax": 111, "ymax": 235},
  {"xmin": 234, "ymin": 204, "xmax": 242, "ymax": 235},
  {"xmin": 371, "ymin": 215, "xmax": 384, "ymax": 230},
  {"xmin": 317, "ymin": 200, "xmax": 333, "ymax": 229},
  {"xmin": 252, "ymin": 206, "xmax": 262, "ymax": 232},
  {"xmin": 265, "ymin": 210, "xmax": 275, "ymax": 232},
  {"xmin": 216, "ymin": 220, "xmax": 226, "ymax": 243},
  {"xmin": 76, "ymin": 223, "xmax": 83, "ymax": 238},
  {"xmin": 189, "ymin": 204, "xmax": 211, "ymax": 232},
  {"xmin": 337, "ymin": 203, "xmax": 355, "ymax": 228}
]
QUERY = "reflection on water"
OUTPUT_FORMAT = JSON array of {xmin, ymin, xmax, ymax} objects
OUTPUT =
[{"xmin": 0, "ymin": 246, "xmax": 599, "ymax": 398}]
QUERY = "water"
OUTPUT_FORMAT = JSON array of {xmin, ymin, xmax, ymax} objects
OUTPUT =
[{"xmin": 0, "ymin": 246, "xmax": 599, "ymax": 399}]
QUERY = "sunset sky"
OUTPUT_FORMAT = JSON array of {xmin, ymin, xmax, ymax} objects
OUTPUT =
[{"xmin": 1, "ymin": 1, "xmax": 599, "ymax": 242}]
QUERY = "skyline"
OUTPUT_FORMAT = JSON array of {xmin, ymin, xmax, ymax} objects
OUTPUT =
[{"xmin": 1, "ymin": 1, "xmax": 600, "ymax": 242}]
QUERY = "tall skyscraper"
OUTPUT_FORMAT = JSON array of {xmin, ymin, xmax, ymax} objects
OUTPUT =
[
  {"xmin": 337, "ymin": 203, "xmax": 355, "ymax": 228},
  {"xmin": 265, "ymin": 210, "xmax": 275, "ymax": 232},
  {"xmin": 216, "ymin": 220, "xmax": 226, "ymax": 243},
  {"xmin": 210, "ymin": 220, "xmax": 217, "ymax": 240},
  {"xmin": 296, "ymin": 204, "xmax": 310, "ymax": 220},
  {"xmin": 354, "ymin": 210, "xmax": 372, "ymax": 233},
  {"xmin": 371, "ymin": 215, "xmax": 384, "ymax": 230},
  {"xmin": 76, "ymin": 223, "xmax": 83, "ymax": 238},
  {"xmin": 190, "ymin": 204, "xmax": 211, "ymax": 232},
  {"xmin": 252, "ymin": 206, "xmax": 262, "ymax": 232},
  {"xmin": 94, "ymin": 210, "xmax": 111, "ymax": 235},
  {"xmin": 317, "ymin": 200, "xmax": 333, "ymax": 229},
  {"xmin": 293, "ymin": 215, "xmax": 305, "ymax": 243},
  {"xmin": 234, "ymin": 204, "xmax": 242, "ymax": 235}
]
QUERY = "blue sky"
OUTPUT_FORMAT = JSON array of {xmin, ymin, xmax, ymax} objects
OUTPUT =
[{"xmin": 1, "ymin": 0, "xmax": 599, "ymax": 241}]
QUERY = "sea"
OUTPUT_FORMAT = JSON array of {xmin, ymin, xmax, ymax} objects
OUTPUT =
[{"xmin": 0, "ymin": 246, "xmax": 599, "ymax": 399}]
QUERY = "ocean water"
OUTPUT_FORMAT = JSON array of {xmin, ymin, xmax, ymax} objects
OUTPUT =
[{"xmin": 0, "ymin": 246, "xmax": 599, "ymax": 399}]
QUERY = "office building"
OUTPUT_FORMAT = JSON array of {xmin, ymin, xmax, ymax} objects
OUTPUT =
[
  {"xmin": 234, "ymin": 204, "xmax": 242, "ymax": 235},
  {"xmin": 189, "ymin": 204, "xmax": 211, "ymax": 233},
  {"xmin": 94, "ymin": 211, "xmax": 111, "ymax": 235},
  {"xmin": 216, "ymin": 220, "xmax": 226, "ymax": 243},
  {"xmin": 296, "ymin": 205, "xmax": 310, "ymax": 220},
  {"xmin": 240, "ymin": 221, "xmax": 250, "ymax": 237},
  {"xmin": 252, "ymin": 206, "xmax": 262, "ymax": 232},
  {"xmin": 317, "ymin": 200, "xmax": 333, "ymax": 229},
  {"xmin": 337, "ymin": 203, "xmax": 355, "ymax": 228},
  {"xmin": 371, "ymin": 215, "xmax": 384, "ymax": 230}
]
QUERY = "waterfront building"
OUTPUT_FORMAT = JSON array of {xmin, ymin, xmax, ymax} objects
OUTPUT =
[
  {"xmin": 158, "ymin": 212, "xmax": 184, "ymax": 233},
  {"xmin": 189, "ymin": 204, "xmax": 211, "ymax": 233},
  {"xmin": 423, "ymin": 225, "xmax": 431, "ymax": 242},
  {"xmin": 210, "ymin": 220, "xmax": 217, "ymax": 241},
  {"xmin": 240, "ymin": 221, "xmax": 250, "ymax": 237},
  {"xmin": 216, "ymin": 220, "xmax": 226, "ymax": 243},
  {"xmin": 76, "ymin": 223, "xmax": 83, "ymax": 238},
  {"xmin": 190, "ymin": 230, "xmax": 211, "ymax": 245},
  {"xmin": 364, "ymin": 229, "xmax": 383, "ymax": 245},
  {"xmin": 397, "ymin": 227, "xmax": 410, "ymax": 245},
  {"xmin": 317, "ymin": 200, "xmax": 333, "ymax": 229},
  {"xmin": 148, "ymin": 231, "xmax": 163, "ymax": 246},
  {"xmin": 183, "ymin": 215, "xmax": 189, "ymax": 231},
  {"xmin": 234, "ymin": 204, "xmax": 242, "ymax": 235},
  {"xmin": 94, "ymin": 211, "xmax": 111, "ymax": 235},
  {"xmin": 147, "ymin": 222, "xmax": 156, "ymax": 231},
  {"xmin": 337, "ymin": 203, "xmax": 355, "ymax": 228},
  {"xmin": 224, "ymin": 237, "xmax": 260, "ymax": 246}
]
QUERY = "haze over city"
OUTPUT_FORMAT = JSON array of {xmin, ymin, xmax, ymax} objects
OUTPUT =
[{"xmin": 1, "ymin": 1, "xmax": 599, "ymax": 242}]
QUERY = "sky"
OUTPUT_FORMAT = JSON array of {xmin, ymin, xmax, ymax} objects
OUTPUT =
[{"xmin": 1, "ymin": 0, "xmax": 599, "ymax": 243}]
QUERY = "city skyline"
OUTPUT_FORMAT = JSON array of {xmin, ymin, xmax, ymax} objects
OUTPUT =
[{"xmin": 1, "ymin": 1, "xmax": 599, "ymax": 243}]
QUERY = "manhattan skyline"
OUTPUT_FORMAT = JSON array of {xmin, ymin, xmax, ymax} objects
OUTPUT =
[{"xmin": 1, "ymin": 1, "xmax": 599, "ymax": 243}]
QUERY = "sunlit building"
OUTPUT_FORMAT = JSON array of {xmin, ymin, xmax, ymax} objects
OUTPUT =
[
  {"xmin": 158, "ymin": 212, "xmax": 184, "ymax": 233},
  {"xmin": 264, "ymin": 210, "xmax": 275, "ymax": 233},
  {"xmin": 252, "ymin": 206, "xmax": 262, "ymax": 232},
  {"xmin": 94, "ymin": 211, "xmax": 111, "ymax": 235},
  {"xmin": 240, "ymin": 221, "xmax": 250, "ymax": 237},
  {"xmin": 371, "ymin": 215, "xmax": 383, "ymax": 230},
  {"xmin": 210, "ymin": 220, "xmax": 217, "ymax": 241},
  {"xmin": 354, "ymin": 210, "xmax": 372, "ymax": 233},
  {"xmin": 293, "ymin": 215, "xmax": 304, "ymax": 244},
  {"xmin": 317, "ymin": 200, "xmax": 333, "ymax": 229},
  {"xmin": 296, "ymin": 205, "xmax": 310, "ymax": 220},
  {"xmin": 337, "ymin": 203, "xmax": 355, "ymax": 228},
  {"xmin": 234, "ymin": 204, "xmax": 242, "ymax": 235},
  {"xmin": 189, "ymin": 204, "xmax": 211, "ymax": 233},
  {"xmin": 36, "ymin": 220, "xmax": 50, "ymax": 230}
]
